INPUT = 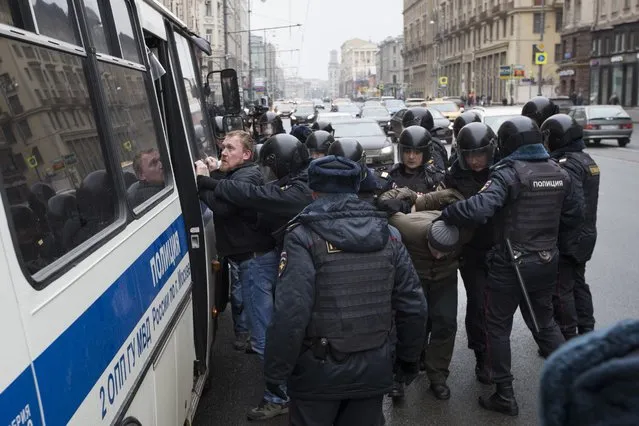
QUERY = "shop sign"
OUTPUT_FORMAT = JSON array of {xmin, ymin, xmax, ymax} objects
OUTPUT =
[
  {"xmin": 558, "ymin": 69, "xmax": 575, "ymax": 77},
  {"xmin": 590, "ymin": 59, "xmax": 600, "ymax": 66},
  {"xmin": 611, "ymin": 55, "xmax": 624, "ymax": 63}
]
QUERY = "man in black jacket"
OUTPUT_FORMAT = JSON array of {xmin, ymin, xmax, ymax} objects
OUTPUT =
[
  {"xmin": 440, "ymin": 116, "xmax": 583, "ymax": 416},
  {"xmin": 195, "ymin": 131, "xmax": 288, "ymax": 420},
  {"xmin": 541, "ymin": 114, "xmax": 600, "ymax": 338},
  {"xmin": 264, "ymin": 155, "xmax": 428, "ymax": 426}
]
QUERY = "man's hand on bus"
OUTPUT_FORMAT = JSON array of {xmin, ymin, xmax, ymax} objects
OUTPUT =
[
  {"xmin": 205, "ymin": 156, "xmax": 219, "ymax": 172},
  {"xmin": 195, "ymin": 160, "xmax": 209, "ymax": 176}
]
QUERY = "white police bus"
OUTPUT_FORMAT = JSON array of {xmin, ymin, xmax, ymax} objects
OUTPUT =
[{"xmin": 0, "ymin": 1, "xmax": 231, "ymax": 424}]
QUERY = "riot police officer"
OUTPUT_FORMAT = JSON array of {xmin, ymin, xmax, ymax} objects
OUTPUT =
[
  {"xmin": 541, "ymin": 113, "xmax": 599, "ymax": 338},
  {"xmin": 444, "ymin": 122, "xmax": 497, "ymax": 384},
  {"xmin": 521, "ymin": 96, "xmax": 559, "ymax": 128},
  {"xmin": 328, "ymin": 138, "xmax": 394, "ymax": 203},
  {"xmin": 450, "ymin": 111, "xmax": 482, "ymax": 163},
  {"xmin": 388, "ymin": 126, "xmax": 445, "ymax": 194},
  {"xmin": 264, "ymin": 155, "xmax": 427, "ymax": 425},
  {"xmin": 306, "ymin": 130, "xmax": 334, "ymax": 159},
  {"xmin": 402, "ymin": 107, "xmax": 449, "ymax": 169},
  {"xmin": 255, "ymin": 111, "xmax": 285, "ymax": 144},
  {"xmin": 311, "ymin": 120, "xmax": 335, "ymax": 136},
  {"xmin": 290, "ymin": 124, "xmax": 313, "ymax": 144},
  {"xmin": 440, "ymin": 116, "xmax": 583, "ymax": 416}
]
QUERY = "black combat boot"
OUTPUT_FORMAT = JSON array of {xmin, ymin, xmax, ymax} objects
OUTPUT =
[
  {"xmin": 478, "ymin": 383, "xmax": 519, "ymax": 416},
  {"xmin": 474, "ymin": 350, "xmax": 492, "ymax": 385},
  {"xmin": 388, "ymin": 380, "xmax": 404, "ymax": 399}
]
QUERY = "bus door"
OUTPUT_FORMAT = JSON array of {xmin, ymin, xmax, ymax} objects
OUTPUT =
[{"xmin": 138, "ymin": 4, "xmax": 217, "ymax": 379}]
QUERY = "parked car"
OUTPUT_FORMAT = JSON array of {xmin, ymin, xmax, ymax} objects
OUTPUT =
[
  {"xmin": 550, "ymin": 96, "xmax": 574, "ymax": 114},
  {"xmin": 569, "ymin": 105, "xmax": 633, "ymax": 147},
  {"xmin": 425, "ymin": 100, "xmax": 462, "ymax": 122},
  {"xmin": 443, "ymin": 96, "xmax": 465, "ymax": 111},
  {"xmin": 364, "ymin": 100, "xmax": 383, "ymax": 107},
  {"xmin": 335, "ymin": 103, "xmax": 361, "ymax": 117},
  {"xmin": 405, "ymin": 98, "xmax": 426, "ymax": 107},
  {"xmin": 315, "ymin": 111, "xmax": 354, "ymax": 124},
  {"xmin": 332, "ymin": 119, "xmax": 394, "ymax": 165},
  {"xmin": 388, "ymin": 108, "xmax": 453, "ymax": 144},
  {"xmin": 360, "ymin": 106, "xmax": 391, "ymax": 131},
  {"xmin": 470, "ymin": 106, "xmax": 522, "ymax": 133},
  {"xmin": 382, "ymin": 99, "xmax": 406, "ymax": 115},
  {"xmin": 290, "ymin": 103, "xmax": 317, "ymax": 125},
  {"xmin": 274, "ymin": 101, "xmax": 295, "ymax": 117}
]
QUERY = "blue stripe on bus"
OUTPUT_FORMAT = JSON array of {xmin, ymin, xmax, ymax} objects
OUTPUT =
[
  {"xmin": 0, "ymin": 366, "xmax": 43, "ymax": 426},
  {"xmin": 28, "ymin": 215, "xmax": 189, "ymax": 425}
]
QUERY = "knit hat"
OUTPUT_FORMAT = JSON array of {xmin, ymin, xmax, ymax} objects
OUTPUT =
[
  {"xmin": 539, "ymin": 319, "xmax": 639, "ymax": 426},
  {"xmin": 308, "ymin": 155, "xmax": 361, "ymax": 194},
  {"xmin": 427, "ymin": 221, "xmax": 460, "ymax": 253}
]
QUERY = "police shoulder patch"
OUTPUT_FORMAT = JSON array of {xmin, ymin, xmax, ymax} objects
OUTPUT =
[
  {"xmin": 479, "ymin": 179, "xmax": 492, "ymax": 192},
  {"xmin": 326, "ymin": 241, "xmax": 342, "ymax": 253},
  {"xmin": 589, "ymin": 165, "xmax": 600, "ymax": 176},
  {"xmin": 280, "ymin": 184, "xmax": 291, "ymax": 191},
  {"xmin": 380, "ymin": 171, "xmax": 390, "ymax": 179},
  {"xmin": 278, "ymin": 251, "xmax": 288, "ymax": 277},
  {"xmin": 559, "ymin": 157, "xmax": 568, "ymax": 163}
]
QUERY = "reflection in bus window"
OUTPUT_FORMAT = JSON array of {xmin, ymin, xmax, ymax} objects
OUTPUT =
[
  {"xmin": 97, "ymin": 61, "xmax": 167, "ymax": 208},
  {"xmin": 0, "ymin": 38, "xmax": 117, "ymax": 275},
  {"xmin": 110, "ymin": 0, "xmax": 141, "ymax": 63},
  {"xmin": 82, "ymin": 0, "xmax": 112, "ymax": 55},
  {"xmin": 173, "ymin": 33, "xmax": 213, "ymax": 159},
  {"xmin": 30, "ymin": 0, "xmax": 81, "ymax": 46}
]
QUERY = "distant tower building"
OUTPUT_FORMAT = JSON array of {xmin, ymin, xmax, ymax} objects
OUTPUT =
[{"xmin": 328, "ymin": 49, "xmax": 339, "ymax": 99}]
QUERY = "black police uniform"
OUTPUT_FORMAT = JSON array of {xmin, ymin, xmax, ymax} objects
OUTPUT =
[
  {"xmin": 521, "ymin": 96, "xmax": 559, "ymax": 128},
  {"xmin": 440, "ymin": 116, "xmax": 583, "ymax": 415},
  {"xmin": 544, "ymin": 114, "xmax": 600, "ymax": 337},
  {"xmin": 450, "ymin": 111, "xmax": 482, "ymax": 164},
  {"xmin": 390, "ymin": 126, "xmax": 445, "ymax": 194},
  {"xmin": 264, "ymin": 166, "xmax": 427, "ymax": 426},
  {"xmin": 402, "ymin": 107, "xmax": 449, "ymax": 169}
]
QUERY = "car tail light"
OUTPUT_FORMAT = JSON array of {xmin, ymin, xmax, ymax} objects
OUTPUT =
[
  {"xmin": 583, "ymin": 124, "xmax": 598, "ymax": 130},
  {"xmin": 621, "ymin": 123, "xmax": 633, "ymax": 129}
]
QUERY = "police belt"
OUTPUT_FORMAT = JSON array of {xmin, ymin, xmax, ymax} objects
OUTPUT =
[
  {"xmin": 228, "ymin": 250, "xmax": 269, "ymax": 263},
  {"xmin": 303, "ymin": 337, "xmax": 349, "ymax": 363}
]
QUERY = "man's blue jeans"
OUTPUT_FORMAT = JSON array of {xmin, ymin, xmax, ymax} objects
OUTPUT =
[
  {"xmin": 238, "ymin": 250, "xmax": 288, "ymax": 404},
  {"xmin": 228, "ymin": 260, "xmax": 249, "ymax": 336}
]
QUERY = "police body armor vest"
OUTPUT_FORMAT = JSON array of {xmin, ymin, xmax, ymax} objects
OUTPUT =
[
  {"xmin": 306, "ymin": 232, "xmax": 395, "ymax": 354},
  {"xmin": 495, "ymin": 160, "xmax": 567, "ymax": 252},
  {"xmin": 561, "ymin": 151, "xmax": 600, "ymax": 261},
  {"xmin": 390, "ymin": 163, "xmax": 443, "ymax": 194}
]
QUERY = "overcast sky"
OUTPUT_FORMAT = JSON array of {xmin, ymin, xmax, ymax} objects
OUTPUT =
[{"xmin": 249, "ymin": 0, "xmax": 403, "ymax": 81}]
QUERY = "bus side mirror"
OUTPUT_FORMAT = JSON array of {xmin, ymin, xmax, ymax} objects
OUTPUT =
[{"xmin": 220, "ymin": 69, "xmax": 242, "ymax": 115}]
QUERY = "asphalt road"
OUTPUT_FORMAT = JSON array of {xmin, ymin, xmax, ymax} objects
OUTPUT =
[{"xmin": 193, "ymin": 129, "xmax": 639, "ymax": 426}]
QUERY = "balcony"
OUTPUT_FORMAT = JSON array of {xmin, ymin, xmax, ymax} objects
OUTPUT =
[{"xmin": 480, "ymin": 10, "xmax": 487, "ymax": 19}]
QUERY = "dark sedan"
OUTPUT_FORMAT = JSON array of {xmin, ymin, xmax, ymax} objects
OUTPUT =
[
  {"xmin": 332, "ymin": 119, "xmax": 394, "ymax": 165},
  {"xmin": 290, "ymin": 104, "xmax": 317, "ymax": 125},
  {"xmin": 388, "ymin": 108, "xmax": 453, "ymax": 144},
  {"xmin": 360, "ymin": 106, "xmax": 392, "ymax": 132}
]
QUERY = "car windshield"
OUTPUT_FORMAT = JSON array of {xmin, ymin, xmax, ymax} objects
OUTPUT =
[
  {"xmin": 484, "ymin": 114, "xmax": 521, "ymax": 132},
  {"xmin": 295, "ymin": 105, "xmax": 315, "ymax": 115},
  {"xmin": 588, "ymin": 106, "xmax": 630, "ymax": 119},
  {"xmin": 334, "ymin": 122, "xmax": 384, "ymax": 137},
  {"xmin": 429, "ymin": 102, "xmax": 459, "ymax": 113},
  {"xmin": 277, "ymin": 103, "xmax": 294, "ymax": 111},
  {"xmin": 361, "ymin": 108, "xmax": 388, "ymax": 117},
  {"xmin": 338, "ymin": 104, "xmax": 360, "ymax": 113},
  {"xmin": 384, "ymin": 100, "xmax": 405, "ymax": 108},
  {"xmin": 428, "ymin": 109, "xmax": 446, "ymax": 119},
  {"xmin": 318, "ymin": 113, "xmax": 353, "ymax": 123}
]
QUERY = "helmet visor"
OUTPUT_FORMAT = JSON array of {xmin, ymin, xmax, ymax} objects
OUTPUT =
[
  {"xmin": 260, "ymin": 122, "xmax": 274, "ymax": 137},
  {"xmin": 459, "ymin": 145, "xmax": 495, "ymax": 171}
]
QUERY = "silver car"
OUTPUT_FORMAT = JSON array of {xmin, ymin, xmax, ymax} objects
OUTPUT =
[
  {"xmin": 332, "ymin": 119, "xmax": 394, "ymax": 165},
  {"xmin": 568, "ymin": 105, "xmax": 633, "ymax": 147}
]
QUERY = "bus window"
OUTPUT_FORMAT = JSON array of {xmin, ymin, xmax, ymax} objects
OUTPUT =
[
  {"xmin": 173, "ymin": 33, "xmax": 213, "ymax": 160},
  {"xmin": 98, "ymin": 61, "xmax": 169, "ymax": 209},
  {"xmin": 29, "ymin": 0, "xmax": 81, "ymax": 46},
  {"xmin": 81, "ymin": 0, "xmax": 113, "ymax": 55},
  {"xmin": 110, "ymin": 0, "xmax": 141, "ymax": 63},
  {"xmin": 0, "ymin": 37, "xmax": 118, "ymax": 277}
]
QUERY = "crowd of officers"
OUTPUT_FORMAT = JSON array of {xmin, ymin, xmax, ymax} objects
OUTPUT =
[{"xmin": 195, "ymin": 95, "xmax": 600, "ymax": 425}]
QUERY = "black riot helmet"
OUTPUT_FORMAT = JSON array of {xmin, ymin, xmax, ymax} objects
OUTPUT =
[
  {"xmin": 306, "ymin": 130, "xmax": 335, "ymax": 158},
  {"xmin": 456, "ymin": 122, "xmax": 497, "ymax": 171},
  {"xmin": 402, "ymin": 107, "xmax": 435, "ymax": 131},
  {"xmin": 328, "ymin": 138, "xmax": 367, "ymax": 181},
  {"xmin": 259, "ymin": 134, "xmax": 309, "ymax": 179},
  {"xmin": 497, "ymin": 116, "xmax": 542, "ymax": 158},
  {"xmin": 398, "ymin": 125, "xmax": 432, "ymax": 165},
  {"xmin": 311, "ymin": 120, "xmax": 334, "ymax": 135},
  {"xmin": 452, "ymin": 111, "xmax": 482, "ymax": 139},
  {"xmin": 521, "ymin": 96, "xmax": 560, "ymax": 128},
  {"xmin": 258, "ymin": 111, "xmax": 285, "ymax": 138},
  {"xmin": 540, "ymin": 113, "xmax": 584, "ymax": 152}
]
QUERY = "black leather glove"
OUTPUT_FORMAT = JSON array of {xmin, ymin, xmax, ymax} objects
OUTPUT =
[
  {"xmin": 265, "ymin": 381, "xmax": 287, "ymax": 400},
  {"xmin": 196, "ymin": 175, "xmax": 220, "ymax": 191},
  {"xmin": 376, "ymin": 198, "xmax": 412, "ymax": 215},
  {"xmin": 395, "ymin": 360, "xmax": 419, "ymax": 385}
]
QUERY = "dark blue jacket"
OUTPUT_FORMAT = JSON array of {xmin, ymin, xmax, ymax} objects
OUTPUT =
[
  {"xmin": 264, "ymin": 194, "xmax": 427, "ymax": 400},
  {"xmin": 441, "ymin": 144, "xmax": 584, "ymax": 249}
]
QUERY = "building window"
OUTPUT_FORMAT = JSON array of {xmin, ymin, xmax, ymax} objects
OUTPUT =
[
  {"xmin": 555, "ymin": 10, "xmax": 563, "ymax": 32},
  {"xmin": 533, "ymin": 13, "xmax": 543, "ymax": 33},
  {"xmin": 534, "ymin": 0, "xmax": 543, "ymax": 5},
  {"xmin": 510, "ymin": 16, "xmax": 514, "ymax": 36},
  {"xmin": 206, "ymin": 1, "xmax": 212, "ymax": 16},
  {"xmin": 555, "ymin": 43, "xmax": 561, "ymax": 62},
  {"xmin": 572, "ymin": 37, "xmax": 577, "ymax": 55}
]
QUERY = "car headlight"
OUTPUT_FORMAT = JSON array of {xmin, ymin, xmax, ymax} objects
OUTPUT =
[
  {"xmin": 307, "ymin": 114, "xmax": 314, "ymax": 120},
  {"xmin": 290, "ymin": 115, "xmax": 296, "ymax": 120},
  {"xmin": 381, "ymin": 146, "xmax": 393, "ymax": 154}
]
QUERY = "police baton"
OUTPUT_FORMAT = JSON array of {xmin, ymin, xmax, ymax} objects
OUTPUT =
[{"xmin": 505, "ymin": 238, "xmax": 540, "ymax": 334}]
